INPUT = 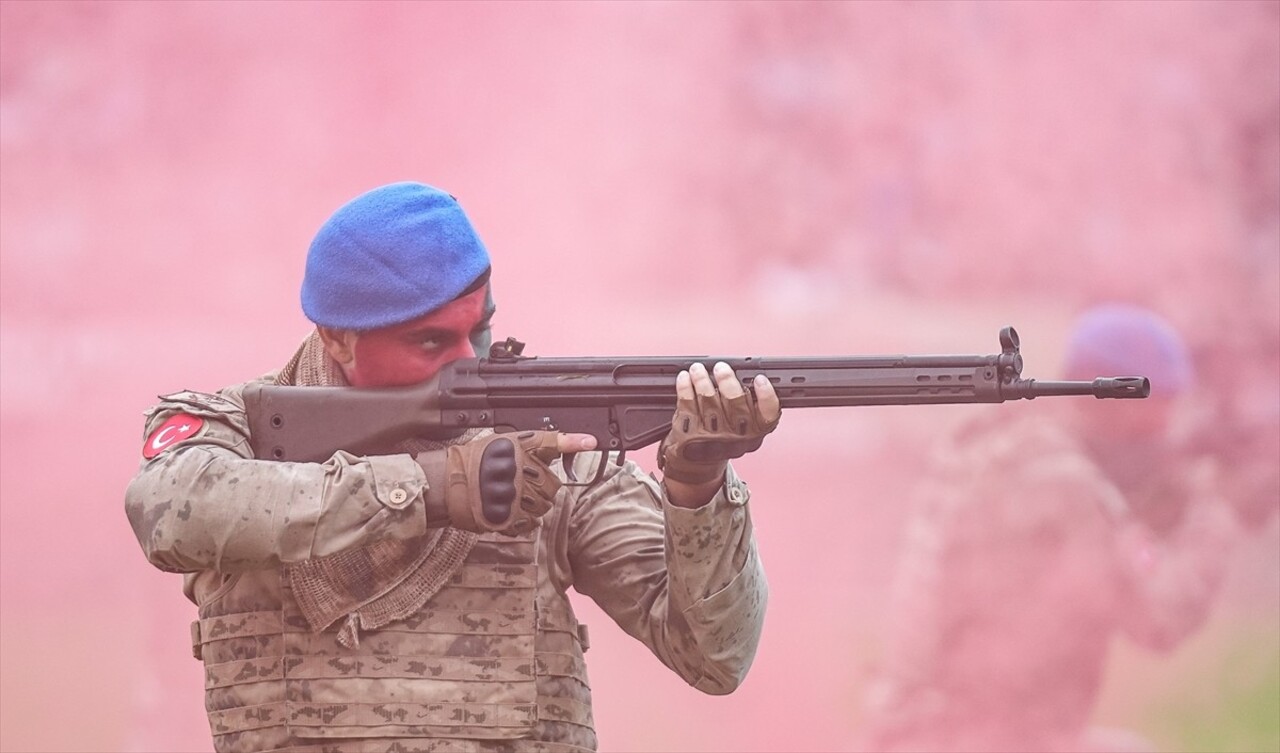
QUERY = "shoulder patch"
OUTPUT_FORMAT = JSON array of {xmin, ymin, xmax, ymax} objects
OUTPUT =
[
  {"xmin": 158, "ymin": 390, "xmax": 239, "ymax": 413},
  {"xmin": 144, "ymin": 413, "xmax": 206, "ymax": 459}
]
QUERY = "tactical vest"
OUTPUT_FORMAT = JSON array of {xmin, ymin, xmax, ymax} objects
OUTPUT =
[{"xmin": 190, "ymin": 531, "xmax": 596, "ymax": 753}]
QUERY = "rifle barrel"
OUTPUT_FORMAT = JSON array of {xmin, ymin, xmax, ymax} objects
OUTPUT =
[{"xmin": 1007, "ymin": 377, "xmax": 1150, "ymax": 399}]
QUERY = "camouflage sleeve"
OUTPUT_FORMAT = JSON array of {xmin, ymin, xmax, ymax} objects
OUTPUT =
[
  {"xmin": 562, "ymin": 457, "xmax": 766, "ymax": 695},
  {"xmin": 864, "ymin": 421, "xmax": 1118, "ymax": 730},
  {"xmin": 124, "ymin": 384, "xmax": 430, "ymax": 574},
  {"xmin": 1113, "ymin": 457, "xmax": 1237, "ymax": 651}
]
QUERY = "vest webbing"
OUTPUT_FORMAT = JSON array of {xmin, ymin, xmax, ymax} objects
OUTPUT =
[{"xmin": 193, "ymin": 535, "xmax": 596, "ymax": 752}]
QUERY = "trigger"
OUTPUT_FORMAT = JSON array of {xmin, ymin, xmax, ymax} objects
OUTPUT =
[{"xmin": 563, "ymin": 452, "xmax": 579, "ymax": 482}]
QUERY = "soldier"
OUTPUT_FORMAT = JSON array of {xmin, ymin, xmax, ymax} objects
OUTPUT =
[
  {"xmin": 125, "ymin": 182, "xmax": 779, "ymax": 753},
  {"xmin": 860, "ymin": 304, "xmax": 1237, "ymax": 753}
]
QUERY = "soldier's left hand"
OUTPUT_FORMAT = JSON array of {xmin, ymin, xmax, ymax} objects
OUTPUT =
[{"xmin": 658, "ymin": 362, "xmax": 781, "ymax": 485}]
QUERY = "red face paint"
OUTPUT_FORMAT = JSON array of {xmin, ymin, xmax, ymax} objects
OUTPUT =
[{"xmin": 346, "ymin": 285, "xmax": 492, "ymax": 387}]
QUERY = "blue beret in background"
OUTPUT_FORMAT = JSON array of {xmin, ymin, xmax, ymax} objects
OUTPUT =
[
  {"xmin": 1063, "ymin": 303, "xmax": 1193, "ymax": 395},
  {"xmin": 301, "ymin": 182, "xmax": 491, "ymax": 330}
]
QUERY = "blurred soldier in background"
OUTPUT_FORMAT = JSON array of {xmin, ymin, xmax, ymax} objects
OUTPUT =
[
  {"xmin": 860, "ymin": 304, "xmax": 1240, "ymax": 753},
  {"xmin": 124, "ymin": 182, "xmax": 779, "ymax": 753}
]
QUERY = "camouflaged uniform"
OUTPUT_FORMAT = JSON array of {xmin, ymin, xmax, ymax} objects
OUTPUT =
[
  {"xmin": 125, "ymin": 383, "xmax": 767, "ymax": 753},
  {"xmin": 860, "ymin": 410, "xmax": 1234, "ymax": 753}
]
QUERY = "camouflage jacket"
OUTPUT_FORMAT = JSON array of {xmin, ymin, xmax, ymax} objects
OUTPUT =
[
  {"xmin": 861, "ymin": 410, "xmax": 1234, "ymax": 752},
  {"xmin": 125, "ymin": 381, "xmax": 767, "ymax": 753}
]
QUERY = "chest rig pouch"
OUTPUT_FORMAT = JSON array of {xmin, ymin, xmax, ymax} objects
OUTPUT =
[{"xmin": 281, "ymin": 530, "xmax": 540, "ymax": 740}]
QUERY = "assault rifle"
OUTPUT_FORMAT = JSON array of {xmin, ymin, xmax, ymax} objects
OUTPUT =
[{"xmin": 243, "ymin": 327, "xmax": 1149, "ymax": 485}]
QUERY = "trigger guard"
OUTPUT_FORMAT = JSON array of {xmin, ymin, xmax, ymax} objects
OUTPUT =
[{"xmin": 559, "ymin": 451, "xmax": 614, "ymax": 488}]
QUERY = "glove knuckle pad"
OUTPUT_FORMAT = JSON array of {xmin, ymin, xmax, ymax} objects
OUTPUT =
[{"xmin": 478, "ymin": 438, "xmax": 518, "ymax": 525}]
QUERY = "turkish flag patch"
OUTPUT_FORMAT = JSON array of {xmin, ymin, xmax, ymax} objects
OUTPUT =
[{"xmin": 143, "ymin": 413, "xmax": 205, "ymax": 459}]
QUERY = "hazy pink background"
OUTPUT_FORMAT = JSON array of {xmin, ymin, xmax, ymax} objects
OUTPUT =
[{"xmin": 1, "ymin": 2, "xmax": 1277, "ymax": 751}]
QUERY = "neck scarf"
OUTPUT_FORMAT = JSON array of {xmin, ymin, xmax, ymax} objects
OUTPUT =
[{"xmin": 278, "ymin": 331, "xmax": 481, "ymax": 648}]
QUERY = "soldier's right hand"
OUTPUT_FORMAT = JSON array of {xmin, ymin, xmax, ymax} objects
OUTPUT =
[{"xmin": 416, "ymin": 431, "xmax": 594, "ymax": 537}]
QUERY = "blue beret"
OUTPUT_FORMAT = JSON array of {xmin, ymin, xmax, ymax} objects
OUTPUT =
[
  {"xmin": 301, "ymin": 182, "xmax": 491, "ymax": 330},
  {"xmin": 1063, "ymin": 304, "xmax": 1193, "ymax": 395}
]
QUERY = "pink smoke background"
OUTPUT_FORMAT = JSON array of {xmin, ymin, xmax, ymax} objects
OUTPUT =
[{"xmin": 1, "ymin": 2, "xmax": 1276, "ymax": 751}]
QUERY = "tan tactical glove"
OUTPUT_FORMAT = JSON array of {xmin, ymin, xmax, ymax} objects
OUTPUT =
[
  {"xmin": 658, "ymin": 376, "xmax": 780, "ymax": 485},
  {"xmin": 416, "ymin": 431, "xmax": 563, "ymax": 537}
]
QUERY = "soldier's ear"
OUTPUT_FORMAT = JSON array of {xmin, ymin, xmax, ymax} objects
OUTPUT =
[{"xmin": 316, "ymin": 326, "xmax": 358, "ymax": 365}]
